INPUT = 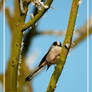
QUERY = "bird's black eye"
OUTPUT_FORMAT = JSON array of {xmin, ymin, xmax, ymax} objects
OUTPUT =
[{"xmin": 53, "ymin": 42, "xmax": 57, "ymax": 45}]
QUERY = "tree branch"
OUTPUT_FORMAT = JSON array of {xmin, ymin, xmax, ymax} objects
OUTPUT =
[
  {"xmin": 0, "ymin": 74, "xmax": 3, "ymax": 83},
  {"xmin": 21, "ymin": 0, "xmax": 53, "ymax": 31},
  {"xmin": 71, "ymin": 16, "xmax": 92, "ymax": 48},
  {"xmin": 0, "ymin": 0, "xmax": 3, "ymax": 10},
  {"xmin": 17, "ymin": 60, "xmax": 33, "ymax": 92},
  {"xmin": 47, "ymin": 0, "xmax": 80, "ymax": 91},
  {"xmin": 4, "ymin": 0, "xmax": 33, "ymax": 92},
  {"xmin": 5, "ymin": 0, "xmax": 26, "ymax": 91},
  {"xmin": 27, "ymin": 82, "xmax": 33, "ymax": 92},
  {"xmin": 5, "ymin": 30, "xmax": 23, "ymax": 92},
  {"xmin": 17, "ymin": 7, "xmax": 38, "ymax": 92},
  {"xmin": 19, "ymin": 0, "xmax": 31, "ymax": 15},
  {"xmin": 38, "ymin": 30, "xmax": 65, "ymax": 36},
  {"xmin": 71, "ymin": 27, "xmax": 92, "ymax": 48},
  {"xmin": 5, "ymin": 8, "xmax": 15, "ymax": 31}
]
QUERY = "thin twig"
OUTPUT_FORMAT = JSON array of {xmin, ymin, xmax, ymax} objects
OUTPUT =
[
  {"xmin": 38, "ymin": 30, "xmax": 65, "ymax": 36},
  {"xmin": 71, "ymin": 27, "xmax": 92, "ymax": 48},
  {"xmin": 21, "ymin": 0, "xmax": 53, "ymax": 31},
  {"xmin": 0, "ymin": 74, "xmax": 3, "ymax": 83}
]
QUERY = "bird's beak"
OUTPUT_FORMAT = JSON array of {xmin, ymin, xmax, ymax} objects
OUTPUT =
[{"xmin": 57, "ymin": 42, "xmax": 60, "ymax": 46}]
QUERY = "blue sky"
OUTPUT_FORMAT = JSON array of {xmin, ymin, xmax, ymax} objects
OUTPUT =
[{"xmin": 0, "ymin": 0, "xmax": 92, "ymax": 92}]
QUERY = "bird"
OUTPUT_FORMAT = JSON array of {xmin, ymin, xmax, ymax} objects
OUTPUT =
[{"xmin": 25, "ymin": 41, "xmax": 62, "ymax": 81}]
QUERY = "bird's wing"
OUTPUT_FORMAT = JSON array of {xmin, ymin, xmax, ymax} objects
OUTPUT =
[
  {"xmin": 39, "ymin": 46, "xmax": 62, "ymax": 67},
  {"xmin": 38, "ymin": 47, "xmax": 52, "ymax": 67}
]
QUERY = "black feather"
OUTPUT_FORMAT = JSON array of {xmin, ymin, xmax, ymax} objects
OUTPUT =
[
  {"xmin": 47, "ymin": 65, "xmax": 51, "ymax": 70},
  {"xmin": 38, "ymin": 47, "xmax": 52, "ymax": 67}
]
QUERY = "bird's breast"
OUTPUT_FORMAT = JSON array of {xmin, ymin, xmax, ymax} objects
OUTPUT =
[{"xmin": 46, "ymin": 46, "xmax": 62, "ymax": 64}]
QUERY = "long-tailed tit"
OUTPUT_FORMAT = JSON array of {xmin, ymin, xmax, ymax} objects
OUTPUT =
[{"xmin": 25, "ymin": 41, "xmax": 62, "ymax": 81}]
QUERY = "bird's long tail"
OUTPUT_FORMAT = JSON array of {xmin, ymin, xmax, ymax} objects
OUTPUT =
[{"xmin": 25, "ymin": 61, "xmax": 47, "ymax": 81}]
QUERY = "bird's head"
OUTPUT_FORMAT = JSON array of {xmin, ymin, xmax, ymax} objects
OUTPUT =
[{"xmin": 53, "ymin": 41, "xmax": 61, "ymax": 47}]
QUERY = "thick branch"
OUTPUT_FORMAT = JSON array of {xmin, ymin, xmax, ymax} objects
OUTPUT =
[
  {"xmin": 4, "ymin": 0, "xmax": 32, "ymax": 92},
  {"xmin": 5, "ymin": 30, "xmax": 23, "ymax": 92},
  {"xmin": 47, "ymin": 0, "xmax": 80, "ymax": 92},
  {"xmin": 5, "ymin": 1, "xmax": 25, "ymax": 91},
  {"xmin": 17, "ymin": 7, "xmax": 38, "ymax": 92},
  {"xmin": 17, "ymin": 60, "xmax": 33, "ymax": 92}
]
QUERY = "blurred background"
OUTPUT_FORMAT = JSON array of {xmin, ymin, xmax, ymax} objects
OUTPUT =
[{"xmin": 0, "ymin": 0, "xmax": 92, "ymax": 92}]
